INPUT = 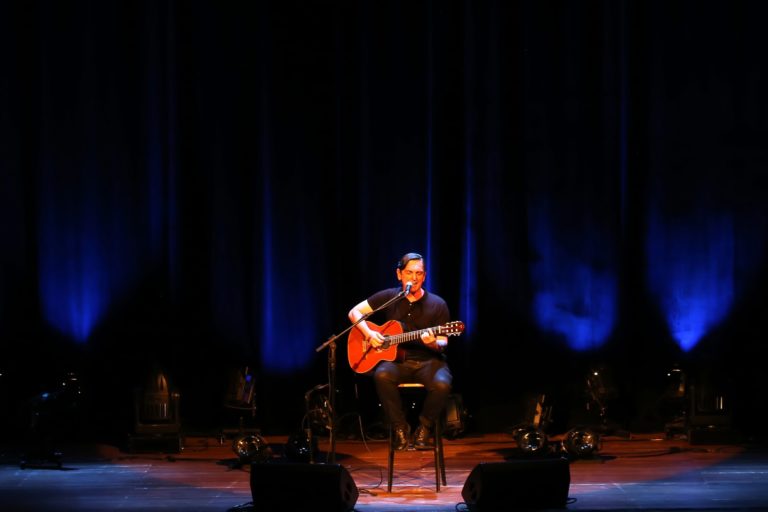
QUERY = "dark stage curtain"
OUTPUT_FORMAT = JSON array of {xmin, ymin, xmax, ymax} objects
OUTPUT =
[{"xmin": 2, "ymin": 0, "xmax": 767, "ymax": 435}]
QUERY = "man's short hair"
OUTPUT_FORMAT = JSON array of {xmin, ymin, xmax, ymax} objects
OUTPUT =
[{"xmin": 396, "ymin": 252, "xmax": 424, "ymax": 271}]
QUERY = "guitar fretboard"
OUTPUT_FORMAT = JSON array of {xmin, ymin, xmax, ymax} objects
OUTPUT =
[{"xmin": 383, "ymin": 325, "xmax": 453, "ymax": 346}]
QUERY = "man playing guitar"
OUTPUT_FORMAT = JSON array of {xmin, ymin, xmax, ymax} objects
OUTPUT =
[{"xmin": 348, "ymin": 252, "xmax": 454, "ymax": 451}]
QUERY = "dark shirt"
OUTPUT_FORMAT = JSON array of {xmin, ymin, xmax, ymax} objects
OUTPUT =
[{"xmin": 367, "ymin": 287, "xmax": 451, "ymax": 360}]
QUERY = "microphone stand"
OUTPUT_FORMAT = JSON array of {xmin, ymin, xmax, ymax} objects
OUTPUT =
[{"xmin": 315, "ymin": 289, "xmax": 408, "ymax": 464}]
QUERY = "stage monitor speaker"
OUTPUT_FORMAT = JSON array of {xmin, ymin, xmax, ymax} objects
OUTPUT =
[
  {"xmin": 250, "ymin": 462, "xmax": 358, "ymax": 512},
  {"xmin": 461, "ymin": 459, "xmax": 570, "ymax": 510}
]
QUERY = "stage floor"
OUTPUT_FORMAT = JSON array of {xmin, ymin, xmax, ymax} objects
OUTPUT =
[{"xmin": 2, "ymin": 431, "xmax": 767, "ymax": 511}]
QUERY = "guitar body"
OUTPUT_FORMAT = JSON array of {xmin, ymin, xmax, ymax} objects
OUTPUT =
[
  {"xmin": 347, "ymin": 319, "xmax": 465, "ymax": 374},
  {"xmin": 347, "ymin": 320, "xmax": 404, "ymax": 374}
]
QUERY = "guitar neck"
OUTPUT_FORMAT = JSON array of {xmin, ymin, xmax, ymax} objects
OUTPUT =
[{"xmin": 384, "ymin": 327, "xmax": 441, "ymax": 346}]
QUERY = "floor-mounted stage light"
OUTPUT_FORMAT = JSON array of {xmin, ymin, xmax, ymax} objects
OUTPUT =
[
  {"xmin": 284, "ymin": 431, "xmax": 316, "ymax": 463},
  {"xmin": 513, "ymin": 425, "xmax": 549, "ymax": 455},
  {"xmin": 304, "ymin": 384, "xmax": 331, "ymax": 436},
  {"xmin": 562, "ymin": 427, "xmax": 601, "ymax": 458},
  {"xmin": 232, "ymin": 434, "xmax": 272, "ymax": 464}
]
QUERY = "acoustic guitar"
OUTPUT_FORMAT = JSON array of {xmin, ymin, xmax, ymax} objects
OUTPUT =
[{"xmin": 347, "ymin": 320, "xmax": 465, "ymax": 373}]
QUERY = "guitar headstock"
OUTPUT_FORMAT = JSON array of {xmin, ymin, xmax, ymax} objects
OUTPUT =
[{"xmin": 438, "ymin": 321, "xmax": 465, "ymax": 336}]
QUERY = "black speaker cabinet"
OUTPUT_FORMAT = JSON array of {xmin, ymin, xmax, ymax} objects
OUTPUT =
[
  {"xmin": 461, "ymin": 459, "xmax": 571, "ymax": 510},
  {"xmin": 250, "ymin": 462, "xmax": 358, "ymax": 512}
]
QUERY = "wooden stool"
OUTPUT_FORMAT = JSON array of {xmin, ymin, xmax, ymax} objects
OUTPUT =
[{"xmin": 387, "ymin": 383, "xmax": 447, "ymax": 492}]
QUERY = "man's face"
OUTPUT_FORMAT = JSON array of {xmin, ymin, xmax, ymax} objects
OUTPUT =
[{"xmin": 397, "ymin": 259, "xmax": 426, "ymax": 294}]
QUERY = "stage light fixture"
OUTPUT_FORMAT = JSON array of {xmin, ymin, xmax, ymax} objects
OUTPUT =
[
  {"xmin": 304, "ymin": 384, "xmax": 331, "ymax": 435},
  {"xmin": 284, "ymin": 431, "xmax": 316, "ymax": 463},
  {"xmin": 232, "ymin": 434, "xmax": 272, "ymax": 464},
  {"xmin": 562, "ymin": 427, "xmax": 600, "ymax": 458},
  {"xmin": 514, "ymin": 425, "xmax": 549, "ymax": 455}
]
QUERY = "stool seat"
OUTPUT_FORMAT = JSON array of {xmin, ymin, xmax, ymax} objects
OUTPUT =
[{"xmin": 387, "ymin": 383, "xmax": 447, "ymax": 492}]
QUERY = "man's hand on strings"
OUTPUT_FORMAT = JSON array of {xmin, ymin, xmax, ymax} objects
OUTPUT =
[
  {"xmin": 367, "ymin": 330, "xmax": 385, "ymax": 348},
  {"xmin": 422, "ymin": 329, "xmax": 448, "ymax": 350}
]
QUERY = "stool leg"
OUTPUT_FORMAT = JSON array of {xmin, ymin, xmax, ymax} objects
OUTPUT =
[
  {"xmin": 433, "ymin": 420, "xmax": 445, "ymax": 491},
  {"xmin": 387, "ymin": 424, "xmax": 395, "ymax": 493},
  {"xmin": 437, "ymin": 420, "xmax": 447, "ymax": 485},
  {"xmin": 433, "ymin": 443, "xmax": 440, "ymax": 491}
]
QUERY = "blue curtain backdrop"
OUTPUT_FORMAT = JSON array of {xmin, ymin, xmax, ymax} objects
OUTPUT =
[{"xmin": 2, "ymin": 0, "xmax": 767, "ymax": 434}]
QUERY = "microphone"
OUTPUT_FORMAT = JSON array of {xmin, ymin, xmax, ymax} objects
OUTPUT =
[{"xmin": 404, "ymin": 281, "xmax": 413, "ymax": 295}]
